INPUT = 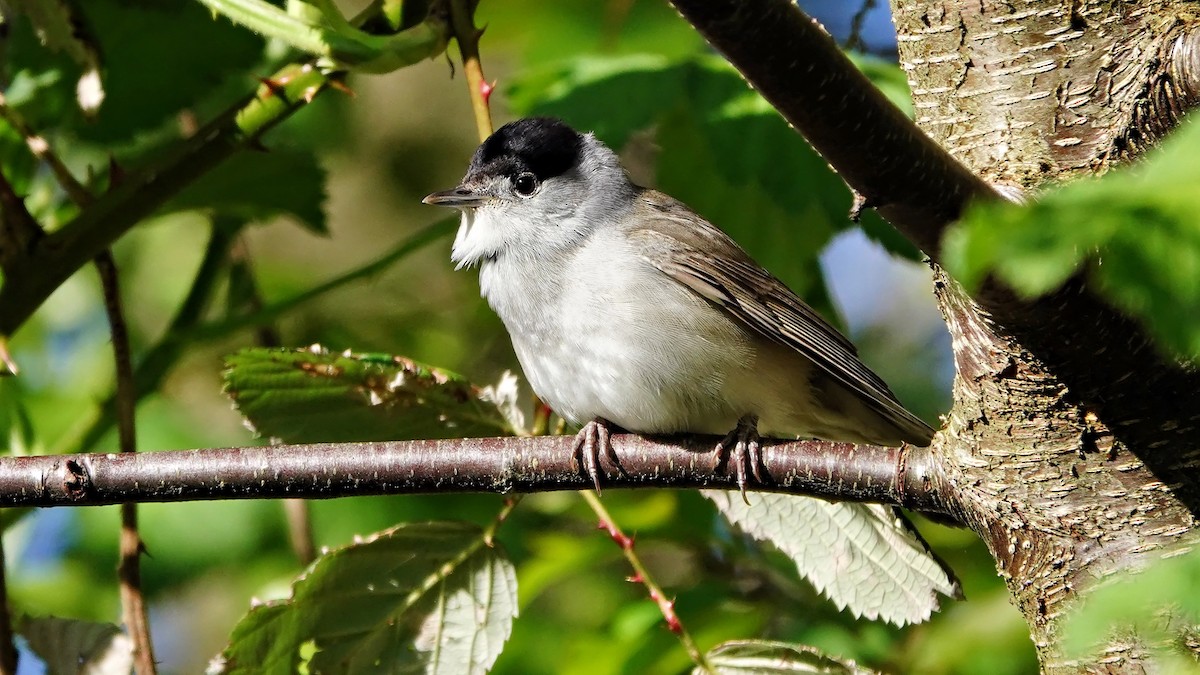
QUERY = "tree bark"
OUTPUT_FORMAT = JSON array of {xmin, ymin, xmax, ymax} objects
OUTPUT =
[{"xmin": 892, "ymin": 1, "xmax": 1200, "ymax": 671}]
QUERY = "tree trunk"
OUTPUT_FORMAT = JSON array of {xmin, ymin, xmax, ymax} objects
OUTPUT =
[{"xmin": 892, "ymin": 1, "xmax": 1200, "ymax": 671}]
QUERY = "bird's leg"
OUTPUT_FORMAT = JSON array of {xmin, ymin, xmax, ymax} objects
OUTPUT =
[
  {"xmin": 573, "ymin": 418, "xmax": 620, "ymax": 492},
  {"xmin": 715, "ymin": 414, "xmax": 764, "ymax": 503}
]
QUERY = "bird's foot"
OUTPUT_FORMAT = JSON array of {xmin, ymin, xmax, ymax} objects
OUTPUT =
[
  {"xmin": 573, "ymin": 418, "xmax": 620, "ymax": 493},
  {"xmin": 715, "ymin": 414, "xmax": 764, "ymax": 504}
]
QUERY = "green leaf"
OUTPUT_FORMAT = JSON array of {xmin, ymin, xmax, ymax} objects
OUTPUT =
[
  {"xmin": 0, "ymin": 378, "xmax": 38, "ymax": 457},
  {"xmin": 944, "ymin": 119, "xmax": 1200, "ymax": 361},
  {"xmin": 217, "ymin": 522, "xmax": 518, "ymax": 674},
  {"xmin": 165, "ymin": 147, "xmax": 328, "ymax": 233},
  {"xmin": 704, "ymin": 492, "xmax": 958, "ymax": 626},
  {"xmin": 223, "ymin": 346, "xmax": 521, "ymax": 443},
  {"xmin": 20, "ymin": 615, "xmax": 133, "ymax": 675},
  {"xmin": 7, "ymin": 0, "xmax": 264, "ymax": 144},
  {"xmin": 701, "ymin": 640, "xmax": 879, "ymax": 675},
  {"xmin": 5, "ymin": 0, "xmax": 103, "ymax": 112},
  {"xmin": 197, "ymin": 0, "xmax": 449, "ymax": 74}
]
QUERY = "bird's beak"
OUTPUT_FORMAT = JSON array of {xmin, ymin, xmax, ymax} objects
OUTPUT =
[{"xmin": 423, "ymin": 186, "xmax": 488, "ymax": 208}]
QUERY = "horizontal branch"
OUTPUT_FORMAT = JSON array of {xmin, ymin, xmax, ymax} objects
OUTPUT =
[{"xmin": 0, "ymin": 435, "xmax": 956, "ymax": 517}]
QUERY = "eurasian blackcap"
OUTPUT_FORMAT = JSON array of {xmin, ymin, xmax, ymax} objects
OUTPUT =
[
  {"xmin": 424, "ymin": 117, "xmax": 934, "ymax": 491},
  {"xmin": 423, "ymin": 118, "xmax": 955, "ymax": 624}
]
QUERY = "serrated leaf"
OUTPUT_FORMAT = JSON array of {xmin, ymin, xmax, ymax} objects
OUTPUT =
[
  {"xmin": 21, "ymin": 615, "xmax": 134, "ymax": 675},
  {"xmin": 216, "ymin": 522, "xmax": 518, "ymax": 675},
  {"xmin": 165, "ymin": 147, "xmax": 328, "ymax": 233},
  {"xmin": 705, "ymin": 492, "xmax": 958, "ymax": 625},
  {"xmin": 700, "ymin": 640, "xmax": 879, "ymax": 675},
  {"xmin": 223, "ymin": 346, "xmax": 517, "ymax": 443}
]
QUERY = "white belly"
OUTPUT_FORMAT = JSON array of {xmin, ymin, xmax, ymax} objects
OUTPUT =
[{"xmin": 479, "ymin": 230, "xmax": 756, "ymax": 434}]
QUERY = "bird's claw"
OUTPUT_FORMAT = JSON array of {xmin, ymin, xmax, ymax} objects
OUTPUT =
[
  {"xmin": 715, "ymin": 415, "xmax": 764, "ymax": 504},
  {"xmin": 573, "ymin": 418, "xmax": 618, "ymax": 493}
]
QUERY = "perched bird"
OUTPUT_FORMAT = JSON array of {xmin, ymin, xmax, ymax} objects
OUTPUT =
[
  {"xmin": 424, "ymin": 117, "xmax": 934, "ymax": 489},
  {"xmin": 424, "ymin": 117, "xmax": 955, "ymax": 625}
]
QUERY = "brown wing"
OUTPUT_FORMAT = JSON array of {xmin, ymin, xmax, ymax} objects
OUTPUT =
[{"xmin": 627, "ymin": 190, "xmax": 934, "ymax": 443}]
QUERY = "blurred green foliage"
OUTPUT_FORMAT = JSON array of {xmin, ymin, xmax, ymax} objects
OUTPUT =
[
  {"xmin": 0, "ymin": 1, "xmax": 1039, "ymax": 673},
  {"xmin": 945, "ymin": 119, "xmax": 1200, "ymax": 361},
  {"xmin": 1061, "ymin": 546, "xmax": 1200, "ymax": 672}
]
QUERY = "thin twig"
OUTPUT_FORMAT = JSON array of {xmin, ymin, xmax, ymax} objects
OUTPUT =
[
  {"xmin": 1, "ymin": 98, "xmax": 158, "ymax": 672},
  {"xmin": 0, "ymin": 95, "xmax": 92, "ymax": 205},
  {"xmin": 844, "ymin": 0, "xmax": 876, "ymax": 52},
  {"xmin": 94, "ymin": 254, "xmax": 157, "ymax": 675},
  {"xmin": 580, "ymin": 490, "xmax": 713, "ymax": 673},
  {"xmin": 58, "ymin": 224, "xmax": 235, "ymax": 456},
  {"xmin": 59, "ymin": 222, "xmax": 447, "ymax": 457},
  {"xmin": 0, "ymin": 538, "xmax": 18, "ymax": 674},
  {"xmin": 0, "ymin": 62, "xmax": 337, "ymax": 337},
  {"xmin": 481, "ymin": 495, "xmax": 521, "ymax": 546},
  {"xmin": 449, "ymin": 0, "xmax": 492, "ymax": 142}
]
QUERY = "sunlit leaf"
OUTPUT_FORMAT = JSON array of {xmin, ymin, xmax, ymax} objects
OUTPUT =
[
  {"xmin": 223, "ymin": 346, "xmax": 519, "ymax": 443},
  {"xmin": 216, "ymin": 522, "xmax": 518, "ymax": 674},
  {"xmin": 705, "ymin": 492, "xmax": 958, "ymax": 625}
]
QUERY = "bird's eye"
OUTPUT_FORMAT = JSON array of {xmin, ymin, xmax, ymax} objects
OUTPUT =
[{"xmin": 513, "ymin": 172, "xmax": 538, "ymax": 197}]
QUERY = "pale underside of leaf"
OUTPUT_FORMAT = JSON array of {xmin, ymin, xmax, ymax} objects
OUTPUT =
[{"xmin": 705, "ymin": 491, "xmax": 958, "ymax": 625}]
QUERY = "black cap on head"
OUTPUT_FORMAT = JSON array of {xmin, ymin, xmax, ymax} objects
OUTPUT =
[{"xmin": 466, "ymin": 117, "xmax": 583, "ymax": 183}]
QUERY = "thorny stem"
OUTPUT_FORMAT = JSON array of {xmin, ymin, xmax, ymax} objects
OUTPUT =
[
  {"xmin": 579, "ymin": 490, "xmax": 713, "ymax": 673},
  {"xmin": 449, "ymin": 0, "xmax": 492, "ymax": 142},
  {"xmin": 445, "ymin": 0, "xmax": 529, "ymax": 576},
  {"xmin": 483, "ymin": 495, "xmax": 521, "ymax": 546},
  {"xmin": 0, "ymin": 62, "xmax": 335, "ymax": 337},
  {"xmin": 94, "ymin": 254, "xmax": 157, "ymax": 675},
  {"xmin": 529, "ymin": 397, "xmax": 552, "ymax": 437},
  {"xmin": 2, "ymin": 100, "xmax": 157, "ymax": 672}
]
